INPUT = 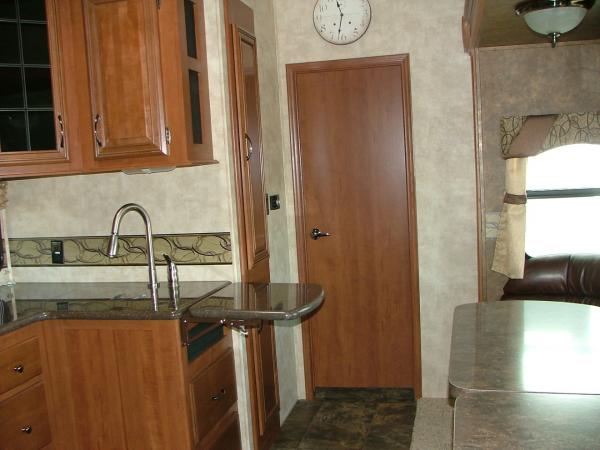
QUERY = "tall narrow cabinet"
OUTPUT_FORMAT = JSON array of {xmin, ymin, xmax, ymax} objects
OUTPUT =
[{"xmin": 224, "ymin": 0, "xmax": 281, "ymax": 448}]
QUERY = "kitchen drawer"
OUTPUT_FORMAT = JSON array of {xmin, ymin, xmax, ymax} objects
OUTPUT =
[
  {"xmin": 206, "ymin": 412, "xmax": 241, "ymax": 450},
  {"xmin": 191, "ymin": 348, "xmax": 237, "ymax": 442},
  {"xmin": 0, "ymin": 338, "xmax": 42, "ymax": 395},
  {"xmin": 0, "ymin": 382, "xmax": 52, "ymax": 450}
]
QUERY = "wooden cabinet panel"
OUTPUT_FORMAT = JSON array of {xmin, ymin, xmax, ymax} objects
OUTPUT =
[
  {"xmin": 0, "ymin": 337, "xmax": 41, "ymax": 395},
  {"xmin": 82, "ymin": 0, "xmax": 167, "ymax": 159},
  {"xmin": 0, "ymin": 382, "xmax": 52, "ymax": 450},
  {"xmin": 258, "ymin": 323, "xmax": 279, "ymax": 434},
  {"xmin": 190, "ymin": 348, "xmax": 237, "ymax": 443},
  {"xmin": 43, "ymin": 320, "xmax": 193, "ymax": 450},
  {"xmin": 231, "ymin": 27, "xmax": 269, "ymax": 272},
  {"xmin": 205, "ymin": 412, "xmax": 242, "ymax": 450}
]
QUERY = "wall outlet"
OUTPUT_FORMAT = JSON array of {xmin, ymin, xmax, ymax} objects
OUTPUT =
[{"xmin": 51, "ymin": 240, "xmax": 64, "ymax": 264}]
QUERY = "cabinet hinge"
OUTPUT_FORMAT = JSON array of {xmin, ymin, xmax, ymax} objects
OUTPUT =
[{"xmin": 165, "ymin": 127, "xmax": 172, "ymax": 145}]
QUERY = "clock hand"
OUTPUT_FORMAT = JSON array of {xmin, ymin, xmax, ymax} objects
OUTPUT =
[{"xmin": 336, "ymin": 3, "xmax": 343, "ymax": 37}]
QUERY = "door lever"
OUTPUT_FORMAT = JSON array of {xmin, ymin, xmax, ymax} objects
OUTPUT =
[{"xmin": 311, "ymin": 228, "xmax": 332, "ymax": 240}]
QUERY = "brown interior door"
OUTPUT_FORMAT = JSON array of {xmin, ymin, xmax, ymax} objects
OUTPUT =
[
  {"xmin": 83, "ymin": 0, "xmax": 167, "ymax": 159},
  {"xmin": 288, "ymin": 55, "xmax": 421, "ymax": 392}
]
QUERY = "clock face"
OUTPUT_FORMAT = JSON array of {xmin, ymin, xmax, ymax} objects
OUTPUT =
[{"xmin": 313, "ymin": 0, "xmax": 371, "ymax": 45}]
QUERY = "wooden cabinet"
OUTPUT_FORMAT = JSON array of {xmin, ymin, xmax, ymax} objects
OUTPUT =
[
  {"xmin": 0, "ymin": 0, "xmax": 84, "ymax": 178},
  {"xmin": 0, "ymin": 324, "xmax": 53, "ymax": 450},
  {"xmin": 0, "ymin": 0, "xmax": 213, "ymax": 179},
  {"xmin": 188, "ymin": 333, "xmax": 241, "ymax": 450},
  {"xmin": 225, "ymin": 0, "xmax": 281, "ymax": 448},
  {"xmin": 82, "ymin": 0, "xmax": 168, "ymax": 160},
  {"xmin": 0, "ymin": 383, "xmax": 52, "ymax": 450},
  {"xmin": 33, "ymin": 319, "xmax": 241, "ymax": 450}
]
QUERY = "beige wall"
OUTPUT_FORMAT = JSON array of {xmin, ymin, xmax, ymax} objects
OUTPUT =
[
  {"xmin": 271, "ymin": 0, "xmax": 478, "ymax": 398},
  {"xmin": 478, "ymin": 42, "xmax": 600, "ymax": 301}
]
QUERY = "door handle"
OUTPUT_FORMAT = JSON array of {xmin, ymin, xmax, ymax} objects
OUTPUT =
[
  {"xmin": 244, "ymin": 133, "xmax": 253, "ymax": 161},
  {"xmin": 311, "ymin": 228, "xmax": 332, "ymax": 240}
]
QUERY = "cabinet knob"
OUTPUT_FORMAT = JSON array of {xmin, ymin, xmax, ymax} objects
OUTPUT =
[
  {"xmin": 211, "ymin": 388, "xmax": 227, "ymax": 401},
  {"xmin": 21, "ymin": 425, "xmax": 32, "ymax": 434},
  {"xmin": 13, "ymin": 365, "xmax": 24, "ymax": 374}
]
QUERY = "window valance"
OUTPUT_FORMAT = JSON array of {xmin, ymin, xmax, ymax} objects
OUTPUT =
[{"xmin": 501, "ymin": 112, "xmax": 600, "ymax": 159}]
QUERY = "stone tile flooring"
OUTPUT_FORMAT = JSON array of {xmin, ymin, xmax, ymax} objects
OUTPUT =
[{"xmin": 272, "ymin": 388, "xmax": 416, "ymax": 450}]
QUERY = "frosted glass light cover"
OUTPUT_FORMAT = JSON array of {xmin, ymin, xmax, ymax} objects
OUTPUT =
[{"xmin": 523, "ymin": 6, "xmax": 588, "ymax": 34}]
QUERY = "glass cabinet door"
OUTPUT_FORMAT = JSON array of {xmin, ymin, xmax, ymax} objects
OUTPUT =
[{"xmin": 0, "ymin": 0, "xmax": 66, "ymax": 160}]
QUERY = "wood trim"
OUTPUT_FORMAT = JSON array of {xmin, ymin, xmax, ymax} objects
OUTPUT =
[
  {"xmin": 462, "ymin": 0, "xmax": 485, "ymax": 51},
  {"xmin": 286, "ymin": 61, "xmax": 314, "ymax": 399},
  {"xmin": 286, "ymin": 54, "xmax": 422, "ymax": 398},
  {"xmin": 470, "ymin": 49, "xmax": 486, "ymax": 303},
  {"xmin": 399, "ymin": 56, "xmax": 423, "ymax": 398}
]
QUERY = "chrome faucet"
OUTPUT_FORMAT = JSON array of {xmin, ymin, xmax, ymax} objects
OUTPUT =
[
  {"xmin": 107, "ymin": 203, "xmax": 159, "ymax": 312},
  {"xmin": 163, "ymin": 254, "xmax": 180, "ymax": 310}
]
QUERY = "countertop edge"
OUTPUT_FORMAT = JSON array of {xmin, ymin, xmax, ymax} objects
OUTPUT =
[{"xmin": 186, "ymin": 284, "xmax": 325, "ymax": 322}]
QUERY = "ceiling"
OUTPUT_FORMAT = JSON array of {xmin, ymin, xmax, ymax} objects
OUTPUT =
[{"xmin": 478, "ymin": 1, "xmax": 600, "ymax": 47}]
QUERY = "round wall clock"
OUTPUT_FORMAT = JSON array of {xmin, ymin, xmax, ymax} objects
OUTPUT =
[{"xmin": 313, "ymin": 0, "xmax": 371, "ymax": 45}]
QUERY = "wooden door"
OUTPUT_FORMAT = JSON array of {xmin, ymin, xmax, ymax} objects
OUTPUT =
[
  {"xmin": 83, "ymin": 0, "xmax": 167, "ymax": 160},
  {"xmin": 0, "ymin": 0, "xmax": 84, "ymax": 178},
  {"xmin": 231, "ymin": 25, "xmax": 269, "ymax": 280},
  {"xmin": 287, "ymin": 55, "xmax": 421, "ymax": 393},
  {"xmin": 224, "ymin": 0, "xmax": 280, "ymax": 448}
]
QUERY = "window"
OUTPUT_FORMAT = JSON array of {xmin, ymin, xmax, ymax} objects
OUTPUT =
[{"xmin": 525, "ymin": 143, "xmax": 600, "ymax": 256}]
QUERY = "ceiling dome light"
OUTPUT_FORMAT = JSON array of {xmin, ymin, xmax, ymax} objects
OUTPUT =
[{"xmin": 515, "ymin": 0, "xmax": 595, "ymax": 47}]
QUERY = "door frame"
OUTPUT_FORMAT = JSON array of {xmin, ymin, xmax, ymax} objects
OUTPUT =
[{"xmin": 286, "ymin": 54, "xmax": 422, "ymax": 398}]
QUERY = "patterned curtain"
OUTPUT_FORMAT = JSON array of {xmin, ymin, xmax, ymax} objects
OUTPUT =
[
  {"xmin": 492, "ymin": 112, "xmax": 600, "ymax": 279},
  {"xmin": 0, "ymin": 182, "xmax": 6, "ymax": 210}
]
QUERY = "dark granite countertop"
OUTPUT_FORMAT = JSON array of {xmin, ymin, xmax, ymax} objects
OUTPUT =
[
  {"xmin": 0, "ymin": 281, "xmax": 325, "ymax": 336},
  {"xmin": 186, "ymin": 283, "xmax": 324, "ymax": 321},
  {"xmin": 0, "ymin": 281, "xmax": 230, "ymax": 335}
]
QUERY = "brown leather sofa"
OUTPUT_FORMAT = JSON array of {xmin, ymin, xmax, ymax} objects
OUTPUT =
[{"xmin": 502, "ymin": 254, "xmax": 600, "ymax": 307}]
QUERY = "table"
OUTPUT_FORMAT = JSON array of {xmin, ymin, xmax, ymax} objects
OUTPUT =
[
  {"xmin": 453, "ymin": 391, "xmax": 600, "ymax": 449},
  {"xmin": 449, "ymin": 300, "xmax": 600, "ymax": 398}
]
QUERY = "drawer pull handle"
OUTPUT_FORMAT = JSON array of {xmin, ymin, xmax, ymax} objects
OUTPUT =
[
  {"xmin": 21, "ymin": 426, "xmax": 32, "ymax": 434},
  {"xmin": 211, "ymin": 388, "xmax": 227, "ymax": 401},
  {"xmin": 13, "ymin": 365, "xmax": 24, "ymax": 374}
]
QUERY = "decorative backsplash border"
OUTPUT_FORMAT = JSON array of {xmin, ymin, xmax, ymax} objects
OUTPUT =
[{"xmin": 9, "ymin": 233, "xmax": 232, "ymax": 267}]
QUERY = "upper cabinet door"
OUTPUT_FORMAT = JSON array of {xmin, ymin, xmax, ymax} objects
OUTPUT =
[
  {"xmin": 83, "ymin": 0, "xmax": 167, "ymax": 160},
  {"xmin": 232, "ymin": 28, "xmax": 269, "ymax": 273},
  {"xmin": 0, "ymin": 0, "xmax": 70, "ymax": 168}
]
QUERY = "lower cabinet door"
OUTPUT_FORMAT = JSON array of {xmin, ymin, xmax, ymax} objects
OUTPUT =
[
  {"xmin": 190, "ymin": 348, "xmax": 237, "ymax": 443},
  {"xmin": 206, "ymin": 412, "xmax": 241, "ymax": 450},
  {"xmin": 0, "ymin": 383, "xmax": 52, "ymax": 450}
]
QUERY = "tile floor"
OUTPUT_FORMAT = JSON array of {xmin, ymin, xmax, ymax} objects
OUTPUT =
[{"xmin": 272, "ymin": 388, "xmax": 416, "ymax": 450}]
